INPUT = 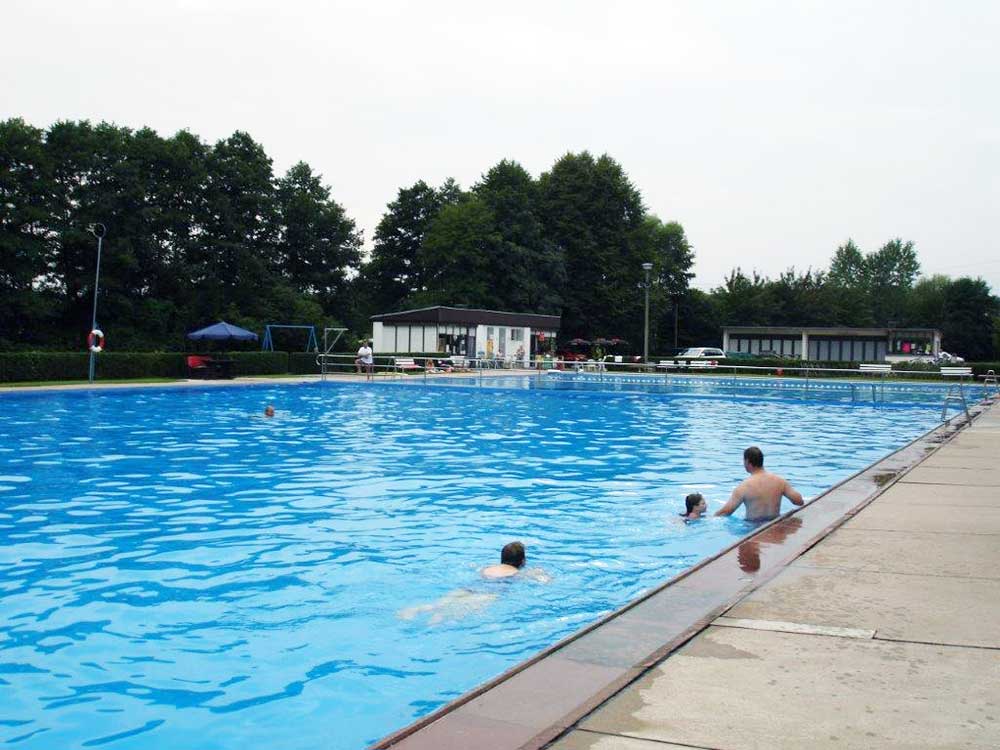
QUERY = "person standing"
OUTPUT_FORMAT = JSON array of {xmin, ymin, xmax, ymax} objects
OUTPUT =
[
  {"xmin": 714, "ymin": 446, "xmax": 804, "ymax": 522},
  {"xmin": 356, "ymin": 340, "xmax": 374, "ymax": 380}
]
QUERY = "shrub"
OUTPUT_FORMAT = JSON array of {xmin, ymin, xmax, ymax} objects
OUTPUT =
[{"xmin": 220, "ymin": 351, "xmax": 288, "ymax": 376}]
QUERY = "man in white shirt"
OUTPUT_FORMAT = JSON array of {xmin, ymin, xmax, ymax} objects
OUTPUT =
[{"xmin": 355, "ymin": 340, "xmax": 374, "ymax": 380}]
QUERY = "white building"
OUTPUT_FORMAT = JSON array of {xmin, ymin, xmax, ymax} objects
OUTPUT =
[
  {"xmin": 722, "ymin": 326, "xmax": 942, "ymax": 362},
  {"xmin": 370, "ymin": 306, "xmax": 561, "ymax": 366}
]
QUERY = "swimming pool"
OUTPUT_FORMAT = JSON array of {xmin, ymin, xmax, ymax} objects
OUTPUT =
[{"xmin": 0, "ymin": 381, "xmax": 945, "ymax": 748}]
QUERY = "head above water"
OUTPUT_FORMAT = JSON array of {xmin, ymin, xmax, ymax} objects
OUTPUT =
[
  {"xmin": 743, "ymin": 446, "xmax": 764, "ymax": 470},
  {"xmin": 684, "ymin": 492, "xmax": 706, "ymax": 515},
  {"xmin": 264, "ymin": 405, "xmax": 275, "ymax": 417},
  {"xmin": 500, "ymin": 541, "xmax": 525, "ymax": 568}
]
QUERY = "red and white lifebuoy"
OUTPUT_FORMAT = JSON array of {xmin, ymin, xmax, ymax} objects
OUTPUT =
[{"xmin": 87, "ymin": 329, "xmax": 105, "ymax": 353}]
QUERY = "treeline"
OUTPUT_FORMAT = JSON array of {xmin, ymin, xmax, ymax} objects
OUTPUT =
[
  {"xmin": 693, "ymin": 240, "xmax": 999, "ymax": 360},
  {"xmin": 0, "ymin": 118, "xmax": 693, "ymax": 353},
  {"xmin": 0, "ymin": 118, "xmax": 360, "ymax": 350},
  {"xmin": 2, "ymin": 118, "xmax": 998, "ymax": 359}
]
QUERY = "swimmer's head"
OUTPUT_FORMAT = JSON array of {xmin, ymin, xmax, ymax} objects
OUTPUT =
[
  {"xmin": 264, "ymin": 405, "xmax": 275, "ymax": 417},
  {"xmin": 500, "ymin": 541, "xmax": 525, "ymax": 569},
  {"xmin": 684, "ymin": 492, "xmax": 706, "ymax": 515},
  {"xmin": 743, "ymin": 445, "xmax": 764, "ymax": 470}
]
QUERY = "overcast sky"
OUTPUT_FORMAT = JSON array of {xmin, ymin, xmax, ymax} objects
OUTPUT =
[{"xmin": 4, "ymin": 1, "xmax": 998, "ymax": 291}]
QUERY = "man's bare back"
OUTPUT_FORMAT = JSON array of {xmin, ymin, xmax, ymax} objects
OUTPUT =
[{"xmin": 715, "ymin": 446, "xmax": 804, "ymax": 522}]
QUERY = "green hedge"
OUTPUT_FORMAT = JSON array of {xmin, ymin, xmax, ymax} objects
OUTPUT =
[
  {"xmin": 222, "ymin": 351, "xmax": 289, "ymax": 376},
  {"xmin": 0, "ymin": 351, "xmax": 289, "ymax": 383}
]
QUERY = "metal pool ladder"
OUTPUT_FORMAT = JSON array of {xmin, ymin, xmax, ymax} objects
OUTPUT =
[{"xmin": 982, "ymin": 369, "xmax": 1000, "ymax": 399}]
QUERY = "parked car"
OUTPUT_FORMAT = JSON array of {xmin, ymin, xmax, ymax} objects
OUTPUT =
[
  {"xmin": 675, "ymin": 347, "xmax": 726, "ymax": 360},
  {"xmin": 936, "ymin": 351, "xmax": 965, "ymax": 364}
]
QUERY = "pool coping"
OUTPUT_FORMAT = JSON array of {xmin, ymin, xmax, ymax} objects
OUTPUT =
[{"xmin": 371, "ymin": 397, "xmax": 993, "ymax": 750}]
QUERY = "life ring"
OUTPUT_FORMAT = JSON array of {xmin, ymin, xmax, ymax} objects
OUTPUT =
[{"xmin": 88, "ymin": 329, "xmax": 105, "ymax": 353}]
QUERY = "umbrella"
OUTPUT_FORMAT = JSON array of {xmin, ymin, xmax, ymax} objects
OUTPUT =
[
  {"xmin": 186, "ymin": 321, "xmax": 259, "ymax": 342},
  {"xmin": 568, "ymin": 338, "xmax": 591, "ymax": 347}
]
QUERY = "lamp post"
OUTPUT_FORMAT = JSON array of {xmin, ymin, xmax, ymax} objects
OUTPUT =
[
  {"xmin": 87, "ymin": 223, "xmax": 107, "ymax": 383},
  {"xmin": 672, "ymin": 292, "xmax": 680, "ymax": 349},
  {"xmin": 642, "ymin": 262, "xmax": 653, "ymax": 365}
]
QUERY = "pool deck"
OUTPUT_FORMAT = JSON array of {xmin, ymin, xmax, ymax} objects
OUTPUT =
[
  {"xmin": 548, "ymin": 400, "xmax": 1000, "ymax": 750},
  {"xmin": 377, "ymin": 398, "xmax": 999, "ymax": 750}
]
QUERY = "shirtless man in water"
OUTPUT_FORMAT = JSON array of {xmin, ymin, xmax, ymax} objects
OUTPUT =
[{"xmin": 715, "ymin": 446, "xmax": 804, "ymax": 522}]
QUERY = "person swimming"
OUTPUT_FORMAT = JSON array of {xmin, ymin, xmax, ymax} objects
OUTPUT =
[
  {"xmin": 481, "ymin": 541, "xmax": 526, "ymax": 579},
  {"xmin": 264, "ymin": 405, "xmax": 275, "ymax": 417},
  {"xmin": 679, "ymin": 492, "xmax": 708, "ymax": 521},
  {"xmin": 397, "ymin": 541, "xmax": 546, "ymax": 624}
]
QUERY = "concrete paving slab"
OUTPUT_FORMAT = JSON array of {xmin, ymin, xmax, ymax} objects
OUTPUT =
[
  {"xmin": 875, "ymin": 482, "xmax": 1000, "ymax": 507},
  {"xmin": 715, "ymin": 616, "xmax": 875, "ymax": 640},
  {"xmin": 579, "ymin": 626, "xmax": 1000, "ymax": 750},
  {"xmin": 724, "ymin": 565, "xmax": 1000, "ymax": 648},
  {"xmin": 547, "ymin": 730, "xmax": 699, "ymax": 750},
  {"xmin": 950, "ymin": 432, "xmax": 1000, "ymax": 448},
  {"xmin": 844, "ymin": 502, "xmax": 1000, "ymax": 534},
  {"xmin": 919, "ymin": 454, "xmax": 1000, "ymax": 469},
  {"xmin": 901, "ymin": 465, "xmax": 1000, "ymax": 486},
  {"xmin": 792, "ymin": 528, "xmax": 1000, "ymax": 579}
]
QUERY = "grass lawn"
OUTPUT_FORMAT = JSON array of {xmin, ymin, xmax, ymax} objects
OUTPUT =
[{"xmin": 0, "ymin": 377, "xmax": 183, "ymax": 388}]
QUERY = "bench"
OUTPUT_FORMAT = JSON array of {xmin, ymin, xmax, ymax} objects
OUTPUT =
[
  {"xmin": 393, "ymin": 357, "xmax": 423, "ymax": 372},
  {"xmin": 859, "ymin": 363, "xmax": 891, "ymax": 376},
  {"xmin": 656, "ymin": 359, "xmax": 718, "ymax": 371},
  {"xmin": 940, "ymin": 366, "xmax": 972, "ymax": 377},
  {"xmin": 187, "ymin": 355, "xmax": 212, "ymax": 379}
]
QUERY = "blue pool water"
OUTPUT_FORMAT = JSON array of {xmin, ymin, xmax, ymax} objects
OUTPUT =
[{"xmin": 0, "ymin": 380, "xmax": 945, "ymax": 749}]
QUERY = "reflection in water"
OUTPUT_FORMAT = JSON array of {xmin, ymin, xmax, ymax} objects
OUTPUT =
[{"xmin": 737, "ymin": 515, "xmax": 804, "ymax": 573}]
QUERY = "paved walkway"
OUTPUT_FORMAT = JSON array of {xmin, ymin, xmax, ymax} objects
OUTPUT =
[{"xmin": 550, "ymin": 404, "xmax": 1000, "ymax": 750}]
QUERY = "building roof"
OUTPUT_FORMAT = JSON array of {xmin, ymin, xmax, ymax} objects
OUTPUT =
[
  {"xmin": 723, "ymin": 325, "xmax": 941, "ymax": 336},
  {"xmin": 371, "ymin": 306, "xmax": 561, "ymax": 330}
]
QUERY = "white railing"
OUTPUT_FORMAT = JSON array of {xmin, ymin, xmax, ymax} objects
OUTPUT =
[{"xmin": 312, "ymin": 354, "xmax": 990, "ymax": 419}]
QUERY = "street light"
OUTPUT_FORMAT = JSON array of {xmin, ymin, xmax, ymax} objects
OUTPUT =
[
  {"xmin": 642, "ymin": 262, "xmax": 653, "ymax": 364},
  {"xmin": 87, "ymin": 223, "xmax": 107, "ymax": 383},
  {"xmin": 672, "ymin": 292, "xmax": 680, "ymax": 350}
]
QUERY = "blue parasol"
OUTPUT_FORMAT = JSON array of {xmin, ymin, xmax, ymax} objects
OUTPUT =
[{"xmin": 186, "ymin": 321, "xmax": 258, "ymax": 342}]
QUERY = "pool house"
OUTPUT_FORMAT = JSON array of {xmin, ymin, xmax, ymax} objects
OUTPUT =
[
  {"xmin": 370, "ymin": 306, "xmax": 561, "ymax": 365},
  {"xmin": 722, "ymin": 326, "xmax": 942, "ymax": 362}
]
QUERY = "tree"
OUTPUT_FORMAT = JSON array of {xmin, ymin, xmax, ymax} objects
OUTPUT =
[
  {"xmin": 0, "ymin": 118, "xmax": 58, "ymax": 348},
  {"xmin": 826, "ymin": 239, "xmax": 872, "ymax": 325},
  {"xmin": 274, "ymin": 161, "xmax": 362, "ymax": 314},
  {"xmin": 673, "ymin": 288, "xmax": 722, "ymax": 350},
  {"xmin": 634, "ymin": 216, "xmax": 694, "ymax": 350},
  {"xmin": 712, "ymin": 268, "xmax": 775, "ymax": 326},
  {"xmin": 419, "ymin": 197, "xmax": 501, "ymax": 308},
  {"xmin": 473, "ymin": 160, "xmax": 564, "ymax": 313},
  {"xmin": 363, "ymin": 179, "xmax": 462, "ymax": 315},
  {"xmin": 907, "ymin": 275, "xmax": 951, "ymax": 328},
  {"xmin": 867, "ymin": 238, "xmax": 919, "ymax": 325},
  {"xmin": 827, "ymin": 239, "xmax": 867, "ymax": 287},
  {"xmin": 198, "ymin": 131, "xmax": 279, "ymax": 322},
  {"xmin": 538, "ymin": 152, "xmax": 645, "ymax": 340},
  {"xmin": 940, "ymin": 277, "xmax": 999, "ymax": 361}
]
